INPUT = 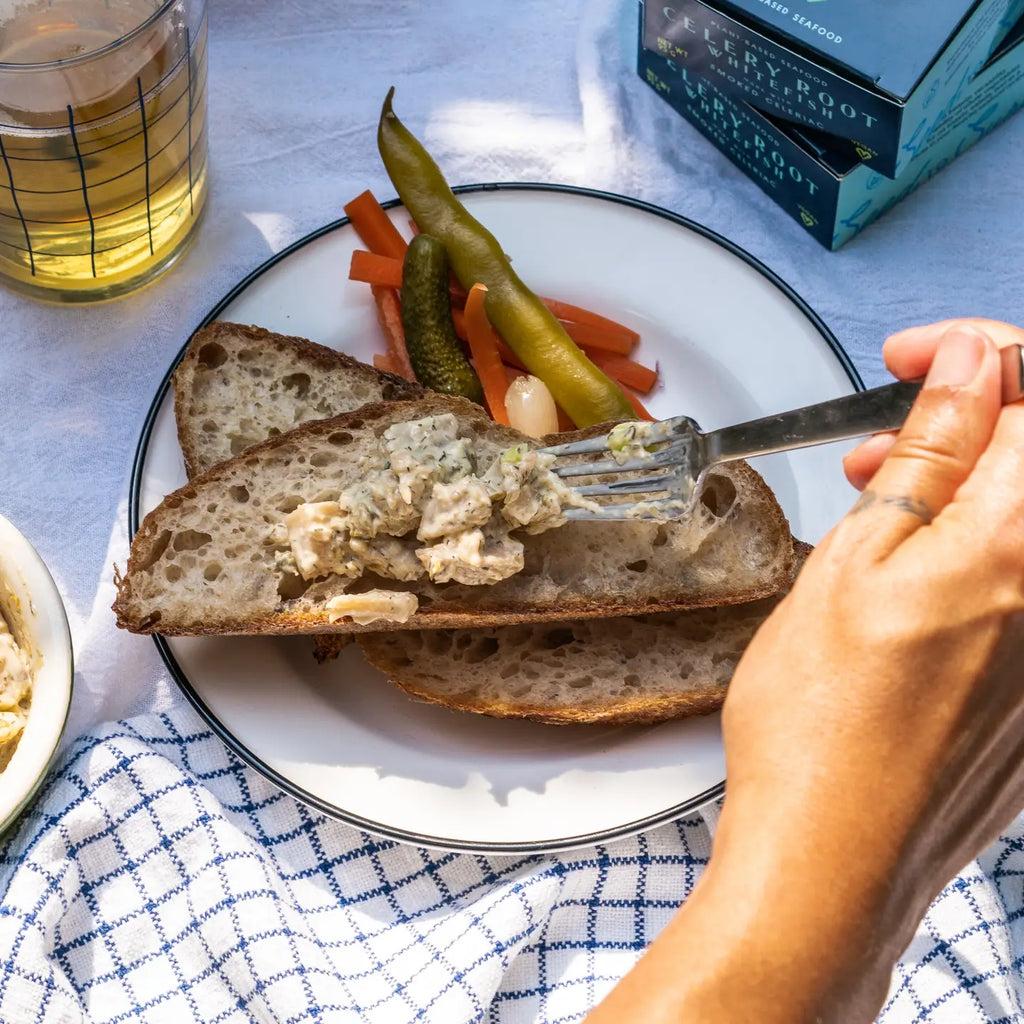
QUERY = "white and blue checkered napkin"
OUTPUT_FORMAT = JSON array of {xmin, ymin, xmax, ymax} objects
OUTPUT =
[{"xmin": 0, "ymin": 705, "xmax": 1021, "ymax": 1024}]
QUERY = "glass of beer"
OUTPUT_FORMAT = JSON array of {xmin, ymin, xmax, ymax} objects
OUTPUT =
[{"xmin": 0, "ymin": 0, "xmax": 209, "ymax": 302}]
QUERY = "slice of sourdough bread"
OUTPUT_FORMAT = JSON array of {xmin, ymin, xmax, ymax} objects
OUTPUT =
[
  {"xmin": 357, "ymin": 542, "xmax": 810, "ymax": 725},
  {"xmin": 114, "ymin": 395, "xmax": 796, "ymax": 637},
  {"xmin": 174, "ymin": 322, "xmax": 424, "ymax": 478}
]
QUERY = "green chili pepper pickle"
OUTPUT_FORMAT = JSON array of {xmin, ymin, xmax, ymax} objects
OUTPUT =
[{"xmin": 377, "ymin": 88, "xmax": 635, "ymax": 429}]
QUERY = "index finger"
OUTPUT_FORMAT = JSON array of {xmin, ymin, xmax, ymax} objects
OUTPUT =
[
  {"xmin": 885, "ymin": 319, "xmax": 1024, "ymax": 380},
  {"xmin": 838, "ymin": 326, "xmax": 1003, "ymax": 560}
]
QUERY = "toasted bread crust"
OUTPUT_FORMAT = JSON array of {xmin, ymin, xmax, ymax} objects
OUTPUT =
[{"xmin": 381, "ymin": 682, "xmax": 731, "ymax": 726}]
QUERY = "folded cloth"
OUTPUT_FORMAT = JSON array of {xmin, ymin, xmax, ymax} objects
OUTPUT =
[{"xmin": 0, "ymin": 705, "xmax": 1021, "ymax": 1024}]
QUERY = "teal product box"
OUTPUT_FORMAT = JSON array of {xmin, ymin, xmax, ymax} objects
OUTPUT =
[
  {"xmin": 643, "ymin": 0, "xmax": 1024, "ymax": 177},
  {"xmin": 638, "ymin": 10, "xmax": 1024, "ymax": 249}
]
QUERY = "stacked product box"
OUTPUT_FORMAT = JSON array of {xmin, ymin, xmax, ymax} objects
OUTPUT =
[{"xmin": 638, "ymin": 0, "xmax": 1024, "ymax": 248}]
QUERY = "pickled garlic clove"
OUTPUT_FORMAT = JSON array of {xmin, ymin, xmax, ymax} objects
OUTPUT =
[{"xmin": 506, "ymin": 375, "xmax": 559, "ymax": 438}]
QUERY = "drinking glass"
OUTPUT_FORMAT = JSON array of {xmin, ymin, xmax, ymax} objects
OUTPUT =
[{"xmin": 0, "ymin": 0, "xmax": 209, "ymax": 302}]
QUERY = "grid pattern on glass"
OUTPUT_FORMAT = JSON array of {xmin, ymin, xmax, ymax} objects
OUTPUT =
[{"xmin": 0, "ymin": 0, "xmax": 209, "ymax": 298}]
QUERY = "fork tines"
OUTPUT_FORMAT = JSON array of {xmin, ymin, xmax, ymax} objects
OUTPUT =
[{"xmin": 539, "ymin": 417, "xmax": 698, "ymax": 522}]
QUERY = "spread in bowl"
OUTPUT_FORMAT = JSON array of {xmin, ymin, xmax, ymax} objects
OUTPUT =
[
  {"xmin": 0, "ymin": 607, "xmax": 31, "ymax": 771},
  {"xmin": 0, "ymin": 513, "xmax": 73, "ymax": 835}
]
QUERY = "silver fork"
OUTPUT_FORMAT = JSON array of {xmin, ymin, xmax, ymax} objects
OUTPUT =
[{"xmin": 540, "ymin": 343, "xmax": 1024, "ymax": 522}]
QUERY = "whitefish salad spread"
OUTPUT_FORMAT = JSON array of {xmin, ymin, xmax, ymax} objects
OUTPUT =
[
  {"xmin": 278, "ymin": 413, "xmax": 595, "ymax": 624},
  {"xmin": 607, "ymin": 420, "xmax": 657, "ymax": 463},
  {"xmin": 0, "ymin": 608, "xmax": 31, "ymax": 768}
]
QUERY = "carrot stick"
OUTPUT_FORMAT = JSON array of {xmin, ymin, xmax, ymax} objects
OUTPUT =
[
  {"xmin": 348, "ymin": 250, "xmax": 404, "ymax": 286},
  {"xmin": 622, "ymin": 387, "xmax": 656, "ymax": 421},
  {"xmin": 373, "ymin": 352, "xmax": 401, "ymax": 375},
  {"xmin": 347, "ymin": 238, "xmax": 649, "ymax": 396},
  {"xmin": 349, "ymin": 249, "xmax": 403, "ymax": 289},
  {"xmin": 347, "ymin": 250, "xmax": 638, "ymax": 356},
  {"xmin": 371, "ymin": 285, "xmax": 416, "ymax": 381},
  {"xmin": 344, "ymin": 190, "xmax": 408, "ymax": 259},
  {"xmin": 347, "ymin": 248, "xmax": 468, "ymax": 308},
  {"xmin": 540, "ymin": 297, "xmax": 640, "ymax": 346},
  {"xmin": 464, "ymin": 284, "xmax": 510, "ymax": 425},
  {"xmin": 586, "ymin": 350, "xmax": 659, "ymax": 394},
  {"xmin": 560, "ymin": 320, "xmax": 635, "ymax": 355}
]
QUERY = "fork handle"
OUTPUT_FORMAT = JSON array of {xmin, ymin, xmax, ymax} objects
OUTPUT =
[{"xmin": 705, "ymin": 343, "xmax": 1024, "ymax": 464}]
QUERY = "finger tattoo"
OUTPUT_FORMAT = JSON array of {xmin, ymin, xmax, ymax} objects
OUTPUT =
[{"xmin": 850, "ymin": 490, "xmax": 934, "ymax": 524}]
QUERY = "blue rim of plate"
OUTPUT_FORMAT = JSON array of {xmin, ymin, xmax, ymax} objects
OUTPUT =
[{"xmin": 129, "ymin": 182, "xmax": 864, "ymax": 854}]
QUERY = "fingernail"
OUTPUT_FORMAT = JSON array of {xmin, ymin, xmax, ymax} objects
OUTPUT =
[{"xmin": 924, "ymin": 327, "xmax": 988, "ymax": 389}]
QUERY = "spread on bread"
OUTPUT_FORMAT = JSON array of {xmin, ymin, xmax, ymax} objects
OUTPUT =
[
  {"xmin": 325, "ymin": 591, "xmax": 420, "ymax": 625},
  {"xmin": 0, "ymin": 609, "xmax": 31, "ymax": 765},
  {"xmin": 279, "ymin": 414, "xmax": 596, "ymax": 620}
]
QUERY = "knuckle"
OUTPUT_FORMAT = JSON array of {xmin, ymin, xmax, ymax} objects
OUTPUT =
[
  {"xmin": 977, "ymin": 543, "xmax": 1024, "ymax": 610},
  {"xmin": 893, "ymin": 390, "xmax": 986, "ymax": 468},
  {"xmin": 889, "ymin": 431, "xmax": 968, "ymax": 477}
]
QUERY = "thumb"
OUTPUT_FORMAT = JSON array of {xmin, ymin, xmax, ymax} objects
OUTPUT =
[{"xmin": 850, "ymin": 325, "xmax": 1003, "ymax": 555}]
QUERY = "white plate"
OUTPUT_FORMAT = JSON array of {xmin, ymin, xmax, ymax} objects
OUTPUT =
[{"xmin": 132, "ymin": 184, "xmax": 861, "ymax": 853}]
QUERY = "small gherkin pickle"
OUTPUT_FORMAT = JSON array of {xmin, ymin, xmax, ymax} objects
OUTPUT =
[{"xmin": 401, "ymin": 233, "xmax": 484, "ymax": 403}]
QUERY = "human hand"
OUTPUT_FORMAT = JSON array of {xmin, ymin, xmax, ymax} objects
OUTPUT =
[
  {"xmin": 587, "ymin": 320, "xmax": 1024, "ymax": 1024},
  {"xmin": 715, "ymin": 319, "xmax": 1024, "ymax": 1018}
]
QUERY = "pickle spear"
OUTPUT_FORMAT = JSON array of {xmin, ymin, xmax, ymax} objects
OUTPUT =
[{"xmin": 377, "ymin": 88, "xmax": 634, "ymax": 428}]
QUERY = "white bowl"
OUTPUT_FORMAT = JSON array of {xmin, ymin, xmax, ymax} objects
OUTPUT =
[{"xmin": 0, "ymin": 513, "xmax": 73, "ymax": 834}]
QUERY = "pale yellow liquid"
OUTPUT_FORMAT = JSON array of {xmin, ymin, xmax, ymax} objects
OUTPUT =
[{"xmin": 0, "ymin": 0, "xmax": 208, "ymax": 301}]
